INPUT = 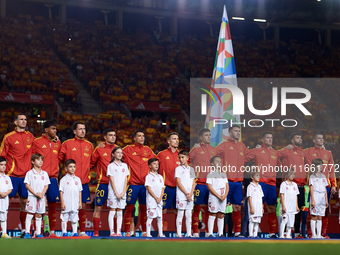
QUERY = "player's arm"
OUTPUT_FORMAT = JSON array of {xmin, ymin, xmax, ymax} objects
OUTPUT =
[
  {"xmin": 176, "ymin": 177, "xmax": 189, "ymax": 198},
  {"xmin": 60, "ymin": 191, "xmax": 66, "ymax": 210},
  {"xmin": 280, "ymin": 193, "xmax": 286, "ymax": 213},
  {"xmin": 58, "ymin": 143, "xmax": 66, "ymax": 164},
  {"xmin": 146, "ymin": 186, "xmax": 160, "ymax": 202},
  {"xmin": 207, "ymin": 183, "xmax": 222, "ymax": 201},
  {"xmin": 224, "ymin": 182, "xmax": 229, "ymax": 201},
  {"xmin": 159, "ymin": 186, "xmax": 164, "ymax": 204},
  {"xmin": 325, "ymin": 185, "xmax": 329, "ymax": 208},
  {"xmin": 120, "ymin": 174, "xmax": 128, "ymax": 198},
  {"xmin": 41, "ymin": 184, "xmax": 49, "ymax": 198},
  {"xmin": 0, "ymin": 188, "xmax": 12, "ymax": 198},
  {"xmin": 0, "ymin": 136, "xmax": 9, "ymax": 157},
  {"xmin": 244, "ymin": 148, "xmax": 256, "ymax": 162},
  {"xmin": 309, "ymin": 184, "xmax": 315, "ymax": 208},
  {"xmin": 328, "ymin": 154, "xmax": 336, "ymax": 193},
  {"xmin": 90, "ymin": 148, "xmax": 99, "ymax": 168},
  {"xmin": 248, "ymin": 196, "xmax": 254, "ymax": 214},
  {"xmin": 189, "ymin": 177, "xmax": 196, "ymax": 201},
  {"xmin": 109, "ymin": 175, "xmax": 120, "ymax": 199},
  {"xmin": 277, "ymin": 148, "xmax": 288, "ymax": 159},
  {"xmin": 25, "ymin": 183, "xmax": 38, "ymax": 198},
  {"xmin": 79, "ymin": 191, "xmax": 82, "ymax": 210}
]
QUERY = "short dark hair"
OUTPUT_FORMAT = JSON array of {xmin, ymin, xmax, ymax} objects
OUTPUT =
[
  {"xmin": 167, "ymin": 132, "xmax": 179, "ymax": 141},
  {"xmin": 313, "ymin": 133, "xmax": 323, "ymax": 140},
  {"xmin": 210, "ymin": 156, "xmax": 221, "ymax": 165},
  {"xmin": 43, "ymin": 120, "xmax": 57, "ymax": 129},
  {"xmin": 104, "ymin": 128, "xmax": 116, "ymax": 136},
  {"xmin": 133, "ymin": 130, "xmax": 144, "ymax": 137},
  {"xmin": 14, "ymin": 113, "xmax": 27, "ymax": 121},
  {"xmin": 31, "ymin": 153, "xmax": 44, "ymax": 163},
  {"xmin": 289, "ymin": 132, "xmax": 302, "ymax": 141},
  {"xmin": 198, "ymin": 128, "xmax": 210, "ymax": 137},
  {"xmin": 65, "ymin": 159, "xmax": 76, "ymax": 168},
  {"xmin": 0, "ymin": 156, "xmax": 6, "ymax": 163},
  {"xmin": 73, "ymin": 122, "xmax": 86, "ymax": 131},
  {"xmin": 261, "ymin": 131, "xmax": 273, "ymax": 139},
  {"xmin": 229, "ymin": 125, "xmax": 240, "ymax": 133},
  {"xmin": 312, "ymin": 158, "xmax": 323, "ymax": 166},
  {"xmin": 178, "ymin": 149, "xmax": 189, "ymax": 157},
  {"xmin": 148, "ymin": 158, "xmax": 159, "ymax": 166}
]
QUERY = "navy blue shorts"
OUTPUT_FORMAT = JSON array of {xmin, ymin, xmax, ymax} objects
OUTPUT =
[
  {"xmin": 194, "ymin": 184, "xmax": 209, "ymax": 205},
  {"xmin": 46, "ymin": 178, "xmax": 60, "ymax": 203},
  {"xmin": 227, "ymin": 181, "xmax": 243, "ymax": 205},
  {"xmin": 82, "ymin": 184, "xmax": 91, "ymax": 203},
  {"xmin": 259, "ymin": 182, "xmax": 277, "ymax": 206},
  {"xmin": 126, "ymin": 185, "xmax": 146, "ymax": 205},
  {"xmin": 95, "ymin": 184, "xmax": 109, "ymax": 206},
  {"xmin": 9, "ymin": 176, "xmax": 28, "ymax": 198},
  {"xmin": 163, "ymin": 186, "xmax": 176, "ymax": 209}
]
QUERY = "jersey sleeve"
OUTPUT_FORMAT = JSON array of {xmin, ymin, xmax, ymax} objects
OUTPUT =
[
  {"xmin": 206, "ymin": 176, "xmax": 212, "ymax": 185},
  {"xmin": 7, "ymin": 177, "xmax": 13, "ymax": 190},
  {"xmin": 161, "ymin": 175, "xmax": 165, "ymax": 188},
  {"xmin": 44, "ymin": 172, "xmax": 51, "ymax": 186},
  {"xmin": 90, "ymin": 148, "xmax": 99, "ymax": 168},
  {"xmin": 0, "ymin": 136, "xmax": 9, "ymax": 158},
  {"xmin": 295, "ymin": 183, "xmax": 300, "ymax": 195},
  {"xmin": 260, "ymin": 186, "xmax": 264, "ymax": 197},
  {"xmin": 327, "ymin": 153, "xmax": 336, "ymax": 187},
  {"xmin": 58, "ymin": 143, "xmax": 67, "ymax": 163},
  {"xmin": 157, "ymin": 152, "xmax": 164, "ymax": 177},
  {"xmin": 309, "ymin": 176, "xmax": 314, "ymax": 186},
  {"xmin": 59, "ymin": 178, "xmax": 65, "ymax": 192},
  {"xmin": 145, "ymin": 175, "xmax": 151, "ymax": 187},
  {"xmin": 24, "ymin": 171, "xmax": 30, "ymax": 184},
  {"xmin": 78, "ymin": 177, "xmax": 83, "ymax": 191},
  {"xmin": 107, "ymin": 164, "xmax": 113, "ymax": 177},
  {"xmin": 244, "ymin": 148, "xmax": 256, "ymax": 162},
  {"xmin": 279, "ymin": 182, "xmax": 285, "ymax": 194},
  {"xmin": 124, "ymin": 163, "xmax": 130, "ymax": 177},
  {"xmin": 278, "ymin": 148, "xmax": 288, "ymax": 159},
  {"xmin": 175, "ymin": 167, "xmax": 180, "ymax": 179},
  {"xmin": 246, "ymin": 185, "xmax": 252, "ymax": 198}
]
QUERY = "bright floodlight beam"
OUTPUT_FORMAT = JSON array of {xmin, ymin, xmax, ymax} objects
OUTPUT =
[{"xmin": 232, "ymin": 17, "xmax": 245, "ymax": 20}]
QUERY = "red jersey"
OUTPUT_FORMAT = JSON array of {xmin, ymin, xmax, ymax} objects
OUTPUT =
[
  {"xmin": 216, "ymin": 139, "xmax": 249, "ymax": 182},
  {"xmin": 304, "ymin": 146, "xmax": 336, "ymax": 187},
  {"xmin": 245, "ymin": 144, "xmax": 282, "ymax": 186},
  {"xmin": 278, "ymin": 145, "xmax": 306, "ymax": 186},
  {"xmin": 190, "ymin": 143, "xmax": 217, "ymax": 185},
  {"xmin": 31, "ymin": 134, "xmax": 61, "ymax": 178},
  {"xmin": 58, "ymin": 137, "xmax": 94, "ymax": 184},
  {"xmin": 0, "ymin": 129, "xmax": 34, "ymax": 177},
  {"xmin": 90, "ymin": 142, "xmax": 116, "ymax": 185},
  {"xmin": 123, "ymin": 143, "xmax": 156, "ymax": 185},
  {"xmin": 157, "ymin": 147, "xmax": 180, "ymax": 187}
]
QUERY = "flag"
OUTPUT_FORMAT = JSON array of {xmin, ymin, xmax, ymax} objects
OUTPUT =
[{"xmin": 205, "ymin": 5, "xmax": 240, "ymax": 147}]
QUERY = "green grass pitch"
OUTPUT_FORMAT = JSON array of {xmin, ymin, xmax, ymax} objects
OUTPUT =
[{"xmin": 1, "ymin": 239, "xmax": 340, "ymax": 255}]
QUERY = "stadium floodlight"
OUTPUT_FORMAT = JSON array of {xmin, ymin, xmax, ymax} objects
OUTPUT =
[
  {"xmin": 162, "ymin": 123, "xmax": 167, "ymax": 126},
  {"xmin": 254, "ymin": 19, "xmax": 266, "ymax": 22},
  {"xmin": 317, "ymin": 0, "xmax": 321, "ymax": 1},
  {"xmin": 232, "ymin": 17, "xmax": 245, "ymax": 20}
]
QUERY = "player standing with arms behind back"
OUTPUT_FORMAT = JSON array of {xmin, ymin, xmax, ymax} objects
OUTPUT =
[
  {"xmin": 90, "ymin": 128, "xmax": 117, "ymax": 236},
  {"xmin": 59, "ymin": 122, "xmax": 94, "ymax": 236},
  {"xmin": 309, "ymin": 158, "xmax": 328, "ymax": 238},
  {"xmin": 0, "ymin": 114, "xmax": 34, "ymax": 237},
  {"xmin": 175, "ymin": 150, "xmax": 196, "ymax": 237}
]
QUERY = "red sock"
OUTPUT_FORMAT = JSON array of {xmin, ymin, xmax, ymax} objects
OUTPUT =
[
  {"xmin": 268, "ymin": 212, "xmax": 277, "ymax": 234},
  {"xmin": 139, "ymin": 204, "xmax": 147, "ymax": 233},
  {"xmin": 204, "ymin": 206, "xmax": 209, "ymax": 233},
  {"xmin": 192, "ymin": 205, "xmax": 201, "ymax": 234},
  {"xmin": 93, "ymin": 218, "xmax": 100, "ymax": 235},
  {"xmin": 20, "ymin": 211, "xmax": 27, "ymax": 231},
  {"xmin": 232, "ymin": 211, "xmax": 241, "ymax": 233},
  {"xmin": 322, "ymin": 216, "xmax": 328, "ymax": 236},
  {"xmin": 48, "ymin": 202, "xmax": 57, "ymax": 232},
  {"xmin": 123, "ymin": 204, "xmax": 134, "ymax": 233},
  {"xmin": 79, "ymin": 209, "xmax": 86, "ymax": 232}
]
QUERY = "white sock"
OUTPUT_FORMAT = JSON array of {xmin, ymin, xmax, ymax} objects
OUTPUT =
[
  {"xmin": 157, "ymin": 217, "xmax": 163, "ymax": 236},
  {"xmin": 62, "ymin": 221, "xmax": 67, "ymax": 234},
  {"xmin": 1, "ymin": 221, "xmax": 7, "ymax": 235},
  {"xmin": 147, "ymin": 217, "xmax": 153, "ymax": 236},
  {"xmin": 185, "ymin": 209, "xmax": 192, "ymax": 236},
  {"xmin": 176, "ymin": 210, "xmax": 184, "ymax": 236},
  {"xmin": 254, "ymin": 223, "xmax": 259, "ymax": 237},
  {"xmin": 35, "ymin": 217, "xmax": 42, "ymax": 235},
  {"xmin": 287, "ymin": 227, "xmax": 292, "ymax": 238},
  {"xmin": 25, "ymin": 214, "xmax": 33, "ymax": 234},
  {"xmin": 108, "ymin": 211, "xmax": 116, "ymax": 235},
  {"xmin": 311, "ymin": 220, "xmax": 316, "ymax": 237},
  {"xmin": 72, "ymin": 222, "xmax": 77, "ymax": 234},
  {"xmin": 116, "ymin": 211, "xmax": 123, "ymax": 234},
  {"xmin": 217, "ymin": 218, "xmax": 224, "ymax": 236},
  {"xmin": 316, "ymin": 220, "xmax": 322, "ymax": 237},
  {"xmin": 208, "ymin": 215, "xmax": 215, "ymax": 235},
  {"xmin": 248, "ymin": 221, "xmax": 254, "ymax": 237},
  {"xmin": 279, "ymin": 217, "xmax": 287, "ymax": 237}
]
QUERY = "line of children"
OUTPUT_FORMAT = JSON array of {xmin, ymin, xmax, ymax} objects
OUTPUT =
[{"xmin": 0, "ymin": 156, "xmax": 12, "ymax": 238}]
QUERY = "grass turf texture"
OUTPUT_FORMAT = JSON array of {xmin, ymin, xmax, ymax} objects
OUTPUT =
[{"xmin": 1, "ymin": 239, "xmax": 340, "ymax": 255}]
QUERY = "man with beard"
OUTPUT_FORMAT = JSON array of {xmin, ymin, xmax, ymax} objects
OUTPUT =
[
  {"xmin": 31, "ymin": 120, "xmax": 61, "ymax": 237},
  {"xmin": 123, "ymin": 131, "xmax": 156, "ymax": 236},
  {"xmin": 245, "ymin": 131, "xmax": 282, "ymax": 238},
  {"xmin": 190, "ymin": 128, "xmax": 216, "ymax": 237},
  {"xmin": 278, "ymin": 132, "xmax": 306, "ymax": 238},
  {"xmin": 157, "ymin": 132, "xmax": 180, "ymax": 231},
  {"xmin": 59, "ymin": 122, "xmax": 94, "ymax": 236},
  {"xmin": 90, "ymin": 128, "xmax": 117, "ymax": 236},
  {"xmin": 304, "ymin": 133, "xmax": 336, "ymax": 238},
  {"xmin": 0, "ymin": 114, "xmax": 34, "ymax": 237}
]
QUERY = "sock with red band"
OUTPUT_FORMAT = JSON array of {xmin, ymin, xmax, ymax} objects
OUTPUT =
[
  {"xmin": 48, "ymin": 202, "xmax": 57, "ymax": 232},
  {"xmin": 79, "ymin": 209, "xmax": 86, "ymax": 232},
  {"xmin": 93, "ymin": 218, "xmax": 100, "ymax": 236},
  {"xmin": 20, "ymin": 211, "xmax": 27, "ymax": 233},
  {"xmin": 123, "ymin": 204, "xmax": 134, "ymax": 233},
  {"xmin": 192, "ymin": 205, "xmax": 201, "ymax": 234},
  {"xmin": 139, "ymin": 204, "xmax": 147, "ymax": 233},
  {"xmin": 268, "ymin": 212, "xmax": 277, "ymax": 235},
  {"xmin": 232, "ymin": 211, "xmax": 241, "ymax": 233}
]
